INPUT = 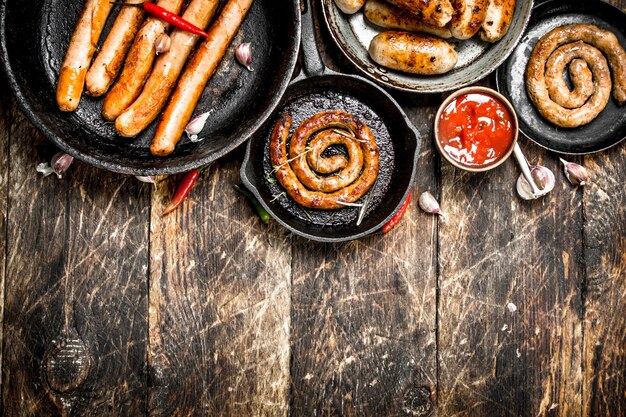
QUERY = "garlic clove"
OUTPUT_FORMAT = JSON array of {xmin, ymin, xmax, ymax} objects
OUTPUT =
[
  {"xmin": 516, "ymin": 165, "xmax": 554, "ymax": 200},
  {"xmin": 559, "ymin": 158, "xmax": 588, "ymax": 186},
  {"xmin": 418, "ymin": 191, "xmax": 447, "ymax": 222},
  {"xmin": 235, "ymin": 42, "xmax": 253, "ymax": 71},
  {"xmin": 155, "ymin": 33, "xmax": 171, "ymax": 55},
  {"xmin": 184, "ymin": 111, "xmax": 212, "ymax": 141},
  {"xmin": 51, "ymin": 152, "xmax": 74, "ymax": 178}
]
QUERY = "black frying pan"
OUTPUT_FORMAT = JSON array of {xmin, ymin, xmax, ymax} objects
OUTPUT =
[
  {"xmin": 0, "ymin": 0, "xmax": 300, "ymax": 175},
  {"xmin": 240, "ymin": 0, "xmax": 420, "ymax": 243},
  {"xmin": 496, "ymin": 0, "xmax": 626, "ymax": 154}
]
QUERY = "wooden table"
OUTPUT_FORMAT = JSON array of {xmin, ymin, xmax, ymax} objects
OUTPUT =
[{"xmin": 1, "ymin": 1, "xmax": 624, "ymax": 415}]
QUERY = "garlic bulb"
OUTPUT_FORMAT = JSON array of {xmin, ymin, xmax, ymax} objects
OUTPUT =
[
  {"xmin": 516, "ymin": 165, "xmax": 555, "ymax": 200},
  {"xmin": 235, "ymin": 43, "xmax": 253, "ymax": 71},
  {"xmin": 418, "ymin": 191, "xmax": 447, "ymax": 222},
  {"xmin": 559, "ymin": 158, "xmax": 588, "ymax": 186}
]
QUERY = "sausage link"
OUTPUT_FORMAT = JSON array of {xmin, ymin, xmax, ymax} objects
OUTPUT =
[
  {"xmin": 269, "ymin": 112, "xmax": 379, "ymax": 210},
  {"xmin": 479, "ymin": 0, "xmax": 516, "ymax": 42},
  {"xmin": 115, "ymin": 0, "xmax": 219, "ymax": 136},
  {"xmin": 527, "ymin": 39, "xmax": 611, "ymax": 128},
  {"xmin": 369, "ymin": 31, "xmax": 457, "ymax": 75},
  {"xmin": 150, "ymin": 0, "xmax": 254, "ymax": 156},
  {"xmin": 526, "ymin": 24, "xmax": 626, "ymax": 128},
  {"xmin": 450, "ymin": 0, "xmax": 488, "ymax": 40},
  {"xmin": 364, "ymin": 0, "xmax": 452, "ymax": 38},
  {"xmin": 386, "ymin": 0, "xmax": 454, "ymax": 27},
  {"xmin": 85, "ymin": 1, "xmax": 146, "ymax": 97},
  {"xmin": 101, "ymin": 0, "xmax": 185, "ymax": 121},
  {"xmin": 334, "ymin": 0, "xmax": 365, "ymax": 14},
  {"xmin": 56, "ymin": 0, "xmax": 114, "ymax": 112}
]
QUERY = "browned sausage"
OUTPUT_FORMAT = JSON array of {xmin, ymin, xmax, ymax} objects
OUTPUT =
[
  {"xmin": 369, "ymin": 31, "xmax": 457, "ymax": 75},
  {"xmin": 526, "ymin": 24, "xmax": 626, "ymax": 128},
  {"xmin": 114, "ymin": 0, "xmax": 219, "ymax": 136},
  {"xmin": 269, "ymin": 112, "xmax": 379, "ymax": 210},
  {"xmin": 527, "ymin": 37, "xmax": 611, "ymax": 128},
  {"xmin": 56, "ymin": 0, "xmax": 114, "ymax": 112},
  {"xmin": 450, "ymin": 0, "xmax": 488, "ymax": 40},
  {"xmin": 150, "ymin": 0, "xmax": 254, "ymax": 156},
  {"xmin": 479, "ymin": 0, "xmax": 516, "ymax": 42},
  {"xmin": 385, "ymin": 0, "xmax": 454, "ymax": 27},
  {"xmin": 334, "ymin": 0, "xmax": 365, "ymax": 14},
  {"xmin": 85, "ymin": 1, "xmax": 146, "ymax": 97},
  {"xmin": 101, "ymin": 0, "xmax": 185, "ymax": 121},
  {"xmin": 364, "ymin": 0, "xmax": 452, "ymax": 38}
]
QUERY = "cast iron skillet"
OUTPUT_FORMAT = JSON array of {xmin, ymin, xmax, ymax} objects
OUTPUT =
[
  {"xmin": 241, "ymin": 0, "xmax": 421, "ymax": 243},
  {"xmin": 0, "ymin": 0, "xmax": 300, "ymax": 175},
  {"xmin": 496, "ymin": 0, "xmax": 626, "ymax": 154}
]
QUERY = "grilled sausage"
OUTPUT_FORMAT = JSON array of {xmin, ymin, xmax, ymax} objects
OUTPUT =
[
  {"xmin": 101, "ymin": 0, "xmax": 185, "ymax": 121},
  {"xmin": 85, "ymin": 1, "xmax": 146, "ymax": 97},
  {"xmin": 369, "ymin": 31, "xmax": 457, "ymax": 75},
  {"xmin": 364, "ymin": 0, "xmax": 452, "ymax": 38},
  {"xmin": 115, "ymin": 0, "xmax": 220, "ymax": 137},
  {"xmin": 526, "ymin": 24, "xmax": 626, "ymax": 128},
  {"xmin": 479, "ymin": 0, "xmax": 516, "ymax": 42},
  {"xmin": 385, "ymin": 0, "xmax": 454, "ymax": 27},
  {"xmin": 269, "ymin": 112, "xmax": 379, "ymax": 210},
  {"xmin": 450, "ymin": 0, "xmax": 488, "ymax": 40},
  {"xmin": 56, "ymin": 0, "xmax": 114, "ymax": 112},
  {"xmin": 334, "ymin": 0, "xmax": 365, "ymax": 14},
  {"xmin": 150, "ymin": 0, "xmax": 254, "ymax": 156}
]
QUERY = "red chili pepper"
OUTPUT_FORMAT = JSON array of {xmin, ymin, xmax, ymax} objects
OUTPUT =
[
  {"xmin": 382, "ymin": 192, "xmax": 411, "ymax": 233},
  {"xmin": 111, "ymin": 2, "xmax": 209, "ymax": 38},
  {"xmin": 162, "ymin": 169, "xmax": 201, "ymax": 216}
]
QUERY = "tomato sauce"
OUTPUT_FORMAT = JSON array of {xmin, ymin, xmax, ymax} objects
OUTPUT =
[{"xmin": 438, "ymin": 93, "xmax": 515, "ymax": 168}]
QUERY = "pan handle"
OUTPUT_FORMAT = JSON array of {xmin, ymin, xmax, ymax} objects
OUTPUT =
[{"xmin": 300, "ymin": 0, "xmax": 326, "ymax": 77}]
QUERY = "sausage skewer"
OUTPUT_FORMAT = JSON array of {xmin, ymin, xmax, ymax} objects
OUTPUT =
[
  {"xmin": 150, "ymin": 0, "xmax": 254, "ymax": 156},
  {"xmin": 86, "ymin": 0, "xmax": 147, "ymax": 97},
  {"xmin": 56, "ymin": 0, "xmax": 114, "ymax": 112},
  {"xmin": 115, "ymin": 0, "xmax": 220, "ymax": 136},
  {"xmin": 101, "ymin": 0, "xmax": 185, "ymax": 121}
]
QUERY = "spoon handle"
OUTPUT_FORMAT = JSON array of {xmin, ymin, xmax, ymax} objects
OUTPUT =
[{"xmin": 513, "ymin": 143, "xmax": 541, "ymax": 194}]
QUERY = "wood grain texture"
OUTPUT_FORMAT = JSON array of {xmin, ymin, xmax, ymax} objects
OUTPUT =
[
  {"xmin": 582, "ymin": 145, "xmax": 626, "ymax": 416},
  {"xmin": 1, "ymin": 99, "xmax": 150, "ymax": 416},
  {"xmin": 289, "ymin": 4, "xmax": 439, "ymax": 413},
  {"xmin": 0, "ymin": 78, "xmax": 10, "ymax": 410},
  {"xmin": 437, "ymin": 137, "xmax": 584, "ymax": 416},
  {"xmin": 148, "ymin": 150, "xmax": 291, "ymax": 416}
]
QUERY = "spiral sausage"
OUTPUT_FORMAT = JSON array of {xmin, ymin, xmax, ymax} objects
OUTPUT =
[
  {"xmin": 269, "ymin": 111, "xmax": 379, "ymax": 210},
  {"xmin": 526, "ymin": 24, "xmax": 626, "ymax": 128}
]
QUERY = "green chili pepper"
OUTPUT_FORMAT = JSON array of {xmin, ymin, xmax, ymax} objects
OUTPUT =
[{"xmin": 233, "ymin": 184, "xmax": 271, "ymax": 223}]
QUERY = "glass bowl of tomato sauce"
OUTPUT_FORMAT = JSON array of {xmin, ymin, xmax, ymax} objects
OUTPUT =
[{"xmin": 434, "ymin": 86, "xmax": 518, "ymax": 172}]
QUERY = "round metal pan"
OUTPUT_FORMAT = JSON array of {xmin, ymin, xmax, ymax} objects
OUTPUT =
[
  {"xmin": 240, "ymin": 0, "xmax": 420, "ymax": 243},
  {"xmin": 0, "ymin": 0, "xmax": 300, "ymax": 175},
  {"xmin": 496, "ymin": 0, "xmax": 626, "ymax": 154},
  {"xmin": 321, "ymin": 0, "xmax": 533, "ymax": 93}
]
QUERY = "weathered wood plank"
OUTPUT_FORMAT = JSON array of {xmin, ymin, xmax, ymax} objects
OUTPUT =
[
  {"xmin": 0, "ymin": 77, "xmax": 11, "ymax": 410},
  {"xmin": 1, "ymin": 100, "xmax": 150, "ymax": 416},
  {"xmin": 289, "ymin": 4, "xmax": 438, "ymax": 415},
  {"xmin": 288, "ymin": 97, "xmax": 439, "ymax": 416},
  {"xmin": 148, "ymin": 150, "xmax": 291, "ymax": 416},
  {"xmin": 437, "ymin": 134, "xmax": 584, "ymax": 416},
  {"xmin": 582, "ymin": 145, "xmax": 626, "ymax": 416}
]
